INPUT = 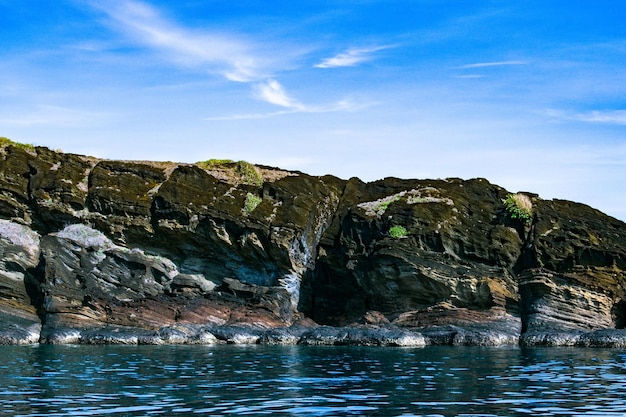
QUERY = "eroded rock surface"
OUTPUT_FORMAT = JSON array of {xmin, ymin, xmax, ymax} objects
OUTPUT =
[
  {"xmin": 1, "ymin": 142, "xmax": 626, "ymax": 345},
  {"xmin": 0, "ymin": 220, "xmax": 42, "ymax": 344}
]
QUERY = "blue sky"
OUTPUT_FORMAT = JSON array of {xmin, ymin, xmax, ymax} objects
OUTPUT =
[{"xmin": 2, "ymin": 1, "xmax": 626, "ymax": 221}]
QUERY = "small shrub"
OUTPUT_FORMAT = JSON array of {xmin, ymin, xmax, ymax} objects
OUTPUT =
[
  {"xmin": 236, "ymin": 160, "xmax": 263, "ymax": 186},
  {"xmin": 504, "ymin": 193, "xmax": 533, "ymax": 224},
  {"xmin": 243, "ymin": 193, "xmax": 262, "ymax": 215},
  {"xmin": 389, "ymin": 225, "xmax": 408, "ymax": 239}
]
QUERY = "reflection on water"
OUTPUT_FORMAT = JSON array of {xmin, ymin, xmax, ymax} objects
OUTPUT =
[{"xmin": 0, "ymin": 344, "xmax": 626, "ymax": 416}]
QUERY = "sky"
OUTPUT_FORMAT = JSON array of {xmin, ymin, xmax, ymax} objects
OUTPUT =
[{"xmin": 1, "ymin": 1, "xmax": 626, "ymax": 221}]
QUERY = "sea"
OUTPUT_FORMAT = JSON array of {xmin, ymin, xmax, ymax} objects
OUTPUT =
[{"xmin": 1, "ymin": 344, "xmax": 626, "ymax": 416}]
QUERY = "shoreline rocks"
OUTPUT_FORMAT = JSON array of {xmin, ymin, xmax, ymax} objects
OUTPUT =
[
  {"xmin": 34, "ymin": 323, "xmax": 626, "ymax": 348},
  {"xmin": 12, "ymin": 323, "xmax": 626, "ymax": 347}
]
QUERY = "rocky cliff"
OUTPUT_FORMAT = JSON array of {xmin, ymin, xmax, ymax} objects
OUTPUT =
[{"xmin": 1, "ymin": 142, "xmax": 625, "ymax": 346}]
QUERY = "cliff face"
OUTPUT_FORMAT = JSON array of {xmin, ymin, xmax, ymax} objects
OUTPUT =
[{"xmin": 1, "ymin": 143, "xmax": 625, "ymax": 346}]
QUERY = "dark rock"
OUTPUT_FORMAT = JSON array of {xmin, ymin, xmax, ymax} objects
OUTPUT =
[
  {"xmin": 0, "ymin": 146, "xmax": 36, "ymax": 223},
  {"xmin": 259, "ymin": 326, "xmax": 309, "ymax": 345},
  {"xmin": 521, "ymin": 329, "xmax": 626, "ymax": 348},
  {"xmin": 359, "ymin": 310, "xmax": 391, "ymax": 325},
  {"xmin": 80, "ymin": 326, "xmax": 147, "ymax": 345},
  {"xmin": 0, "ymin": 310, "xmax": 40, "ymax": 344},
  {"xmin": 209, "ymin": 326, "xmax": 263, "ymax": 344},
  {"xmin": 0, "ymin": 220, "xmax": 42, "ymax": 344},
  {"xmin": 298, "ymin": 325, "xmax": 426, "ymax": 347},
  {"xmin": 42, "ymin": 328, "xmax": 82, "ymax": 345},
  {"xmin": 304, "ymin": 178, "xmax": 522, "ymax": 326},
  {"xmin": 1, "ymin": 143, "xmax": 626, "ymax": 346},
  {"xmin": 412, "ymin": 306, "xmax": 521, "ymax": 346},
  {"xmin": 519, "ymin": 269, "xmax": 616, "ymax": 332},
  {"xmin": 577, "ymin": 329, "xmax": 626, "ymax": 348}
]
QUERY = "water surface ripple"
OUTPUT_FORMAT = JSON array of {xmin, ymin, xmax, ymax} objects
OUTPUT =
[{"xmin": 1, "ymin": 345, "xmax": 626, "ymax": 416}]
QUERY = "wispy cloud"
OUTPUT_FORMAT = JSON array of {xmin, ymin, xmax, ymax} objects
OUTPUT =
[
  {"xmin": 205, "ymin": 103, "xmax": 373, "ymax": 121},
  {"xmin": 315, "ymin": 45, "xmax": 393, "ymax": 69},
  {"xmin": 546, "ymin": 109, "xmax": 626, "ymax": 125},
  {"xmin": 575, "ymin": 110, "xmax": 626, "ymax": 125},
  {"xmin": 89, "ymin": 0, "xmax": 270, "ymax": 82},
  {"xmin": 206, "ymin": 86, "xmax": 375, "ymax": 121},
  {"xmin": 254, "ymin": 80, "xmax": 305, "ymax": 110},
  {"xmin": 458, "ymin": 60, "xmax": 527, "ymax": 69},
  {"xmin": 90, "ymin": 1, "xmax": 377, "ymax": 119}
]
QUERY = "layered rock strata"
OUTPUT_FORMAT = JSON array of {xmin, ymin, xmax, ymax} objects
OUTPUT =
[{"xmin": 1, "ymin": 143, "xmax": 626, "ymax": 346}]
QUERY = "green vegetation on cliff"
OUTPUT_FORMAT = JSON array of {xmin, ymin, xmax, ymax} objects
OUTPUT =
[
  {"xmin": 236, "ymin": 160, "xmax": 263, "ymax": 186},
  {"xmin": 504, "ymin": 193, "xmax": 533, "ymax": 224},
  {"xmin": 196, "ymin": 159, "xmax": 235, "ymax": 168},
  {"xmin": 0, "ymin": 137, "xmax": 34, "ymax": 151},
  {"xmin": 389, "ymin": 225, "xmax": 408, "ymax": 239},
  {"xmin": 196, "ymin": 159, "xmax": 263, "ymax": 186},
  {"xmin": 243, "ymin": 192, "xmax": 262, "ymax": 215}
]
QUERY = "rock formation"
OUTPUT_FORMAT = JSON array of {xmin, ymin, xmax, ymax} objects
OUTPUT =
[{"xmin": 1, "ymin": 141, "xmax": 625, "ymax": 346}]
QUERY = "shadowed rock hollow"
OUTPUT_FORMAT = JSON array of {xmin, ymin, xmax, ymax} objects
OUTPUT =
[{"xmin": 1, "ymin": 142, "xmax": 625, "ymax": 346}]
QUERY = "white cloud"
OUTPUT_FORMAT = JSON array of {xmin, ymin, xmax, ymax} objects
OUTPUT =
[
  {"xmin": 458, "ymin": 60, "xmax": 527, "ymax": 69},
  {"xmin": 546, "ymin": 109, "xmax": 626, "ymax": 125},
  {"xmin": 252, "ymin": 79, "xmax": 372, "ymax": 112},
  {"xmin": 207, "ymin": 83, "xmax": 376, "ymax": 120},
  {"xmin": 254, "ymin": 80, "xmax": 305, "ymax": 110},
  {"xmin": 88, "ymin": 1, "xmax": 384, "ymax": 119},
  {"xmin": 315, "ymin": 45, "xmax": 393, "ymax": 69},
  {"xmin": 575, "ymin": 110, "xmax": 626, "ymax": 125},
  {"xmin": 204, "ymin": 101, "xmax": 373, "ymax": 121},
  {"xmin": 89, "ymin": 0, "xmax": 269, "ymax": 82}
]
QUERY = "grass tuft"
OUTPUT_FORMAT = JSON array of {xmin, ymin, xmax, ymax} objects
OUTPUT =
[
  {"xmin": 243, "ymin": 193, "xmax": 262, "ymax": 215},
  {"xmin": 0, "ymin": 137, "xmax": 35, "ymax": 151},
  {"xmin": 504, "ymin": 193, "xmax": 533, "ymax": 224},
  {"xmin": 389, "ymin": 225, "xmax": 408, "ymax": 239}
]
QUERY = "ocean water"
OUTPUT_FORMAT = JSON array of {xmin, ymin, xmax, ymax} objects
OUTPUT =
[{"xmin": 1, "ymin": 344, "xmax": 626, "ymax": 416}]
